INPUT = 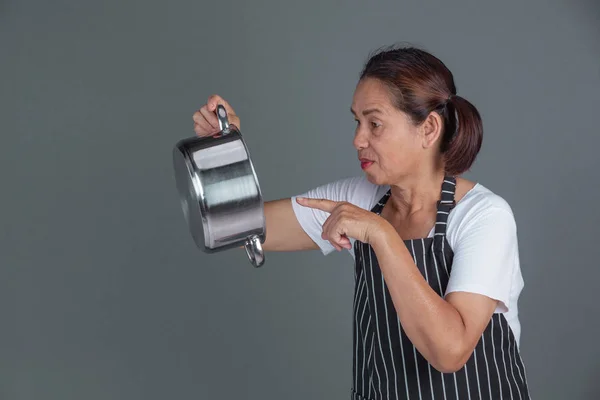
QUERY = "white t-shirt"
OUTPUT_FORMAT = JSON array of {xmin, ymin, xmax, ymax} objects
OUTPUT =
[{"xmin": 290, "ymin": 175, "xmax": 525, "ymax": 346}]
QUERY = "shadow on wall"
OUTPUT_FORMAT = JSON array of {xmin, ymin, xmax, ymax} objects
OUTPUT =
[
  {"xmin": 578, "ymin": 0, "xmax": 600, "ymax": 38},
  {"xmin": 586, "ymin": 362, "xmax": 600, "ymax": 400},
  {"xmin": 0, "ymin": 0, "xmax": 15, "ymax": 25},
  {"xmin": 584, "ymin": 0, "xmax": 600, "ymax": 15}
]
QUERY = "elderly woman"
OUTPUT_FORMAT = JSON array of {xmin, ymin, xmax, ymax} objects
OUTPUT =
[{"xmin": 192, "ymin": 45, "xmax": 530, "ymax": 400}]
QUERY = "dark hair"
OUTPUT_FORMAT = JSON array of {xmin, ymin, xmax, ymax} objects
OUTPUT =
[{"xmin": 359, "ymin": 44, "xmax": 483, "ymax": 176}]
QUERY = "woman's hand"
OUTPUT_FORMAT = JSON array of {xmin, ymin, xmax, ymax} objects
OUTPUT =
[
  {"xmin": 295, "ymin": 197, "xmax": 389, "ymax": 250},
  {"xmin": 192, "ymin": 94, "xmax": 241, "ymax": 137}
]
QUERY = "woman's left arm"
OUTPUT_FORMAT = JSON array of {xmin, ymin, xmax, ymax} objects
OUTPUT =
[
  {"xmin": 295, "ymin": 196, "xmax": 515, "ymax": 373},
  {"xmin": 370, "ymin": 223, "xmax": 498, "ymax": 373}
]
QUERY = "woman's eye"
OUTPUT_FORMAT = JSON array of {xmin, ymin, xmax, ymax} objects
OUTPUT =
[{"xmin": 371, "ymin": 121, "xmax": 381, "ymax": 128}]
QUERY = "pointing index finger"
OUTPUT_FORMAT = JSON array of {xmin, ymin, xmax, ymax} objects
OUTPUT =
[{"xmin": 295, "ymin": 197, "xmax": 340, "ymax": 212}]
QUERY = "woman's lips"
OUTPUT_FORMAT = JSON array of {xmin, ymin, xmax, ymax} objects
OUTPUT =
[{"xmin": 360, "ymin": 159, "xmax": 374, "ymax": 169}]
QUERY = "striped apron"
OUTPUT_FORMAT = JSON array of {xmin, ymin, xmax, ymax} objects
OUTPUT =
[{"xmin": 351, "ymin": 176, "xmax": 531, "ymax": 400}]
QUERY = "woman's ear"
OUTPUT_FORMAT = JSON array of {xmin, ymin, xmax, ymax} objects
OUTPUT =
[{"xmin": 419, "ymin": 111, "xmax": 444, "ymax": 149}]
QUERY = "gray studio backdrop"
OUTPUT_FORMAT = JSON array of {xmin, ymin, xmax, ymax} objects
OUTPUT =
[{"xmin": 1, "ymin": 0, "xmax": 599, "ymax": 399}]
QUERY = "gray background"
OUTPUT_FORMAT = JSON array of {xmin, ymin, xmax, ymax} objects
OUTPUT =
[{"xmin": 1, "ymin": 0, "xmax": 599, "ymax": 399}]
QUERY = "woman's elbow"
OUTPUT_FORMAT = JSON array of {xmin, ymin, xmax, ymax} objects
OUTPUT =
[
  {"xmin": 429, "ymin": 346, "xmax": 472, "ymax": 374},
  {"xmin": 432, "ymin": 359, "xmax": 465, "ymax": 374}
]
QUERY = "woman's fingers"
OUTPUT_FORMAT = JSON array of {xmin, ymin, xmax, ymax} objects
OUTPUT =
[
  {"xmin": 207, "ymin": 95, "xmax": 241, "ymax": 129},
  {"xmin": 199, "ymin": 106, "xmax": 220, "ymax": 132},
  {"xmin": 339, "ymin": 236, "xmax": 352, "ymax": 249},
  {"xmin": 207, "ymin": 94, "xmax": 232, "ymax": 112},
  {"xmin": 192, "ymin": 94, "xmax": 241, "ymax": 136},
  {"xmin": 322, "ymin": 213, "xmax": 352, "ymax": 250},
  {"xmin": 193, "ymin": 108, "xmax": 216, "ymax": 136}
]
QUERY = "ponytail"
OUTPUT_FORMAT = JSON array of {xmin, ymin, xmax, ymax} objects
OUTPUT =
[{"xmin": 442, "ymin": 95, "xmax": 483, "ymax": 176}]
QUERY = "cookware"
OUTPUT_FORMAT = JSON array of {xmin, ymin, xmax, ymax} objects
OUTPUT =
[{"xmin": 172, "ymin": 105, "xmax": 266, "ymax": 267}]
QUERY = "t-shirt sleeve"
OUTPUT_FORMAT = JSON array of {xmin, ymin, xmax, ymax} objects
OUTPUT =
[
  {"xmin": 290, "ymin": 176, "xmax": 377, "ymax": 255},
  {"xmin": 445, "ymin": 205, "xmax": 520, "ymax": 313}
]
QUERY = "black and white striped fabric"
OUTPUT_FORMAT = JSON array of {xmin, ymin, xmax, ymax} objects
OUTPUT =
[{"xmin": 351, "ymin": 176, "xmax": 530, "ymax": 400}]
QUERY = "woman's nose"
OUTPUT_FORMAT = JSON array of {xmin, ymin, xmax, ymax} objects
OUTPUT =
[{"xmin": 353, "ymin": 129, "xmax": 368, "ymax": 150}]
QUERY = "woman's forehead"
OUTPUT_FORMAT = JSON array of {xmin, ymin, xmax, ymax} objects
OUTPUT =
[{"xmin": 352, "ymin": 79, "xmax": 394, "ymax": 110}]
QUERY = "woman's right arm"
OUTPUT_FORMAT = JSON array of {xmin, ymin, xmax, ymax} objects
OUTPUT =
[
  {"xmin": 262, "ymin": 199, "xmax": 320, "ymax": 252},
  {"xmin": 192, "ymin": 95, "xmax": 320, "ymax": 253}
]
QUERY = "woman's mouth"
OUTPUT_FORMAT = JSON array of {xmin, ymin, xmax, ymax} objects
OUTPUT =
[{"xmin": 360, "ymin": 159, "xmax": 374, "ymax": 169}]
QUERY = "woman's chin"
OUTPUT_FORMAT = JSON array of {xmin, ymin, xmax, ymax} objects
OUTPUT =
[{"xmin": 363, "ymin": 171, "xmax": 384, "ymax": 185}]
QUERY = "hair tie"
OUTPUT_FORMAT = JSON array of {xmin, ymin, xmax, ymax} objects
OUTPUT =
[{"xmin": 442, "ymin": 94, "xmax": 456, "ymax": 110}]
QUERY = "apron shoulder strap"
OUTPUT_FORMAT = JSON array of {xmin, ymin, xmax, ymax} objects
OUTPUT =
[
  {"xmin": 370, "ymin": 189, "xmax": 391, "ymax": 214},
  {"xmin": 434, "ymin": 176, "xmax": 457, "ymax": 237}
]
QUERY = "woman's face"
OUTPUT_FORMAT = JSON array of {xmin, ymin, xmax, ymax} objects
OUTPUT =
[{"xmin": 351, "ymin": 77, "xmax": 428, "ymax": 186}]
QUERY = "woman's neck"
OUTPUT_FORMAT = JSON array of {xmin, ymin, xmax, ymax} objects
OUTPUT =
[{"xmin": 387, "ymin": 169, "xmax": 446, "ymax": 217}]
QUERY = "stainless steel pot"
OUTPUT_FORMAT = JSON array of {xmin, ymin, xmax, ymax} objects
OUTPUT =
[{"xmin": 172, "ymin": 105, "xmax": 266, "ymax": 267}]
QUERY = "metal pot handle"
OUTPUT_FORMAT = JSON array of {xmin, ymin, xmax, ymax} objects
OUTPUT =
[
  {"xmin": 244, "ymin": 235, "xmax": 264, "ymax": 267},
  {"xmin": 216, "ymin": 104, "xmax": 231, "ymax": 134}
]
